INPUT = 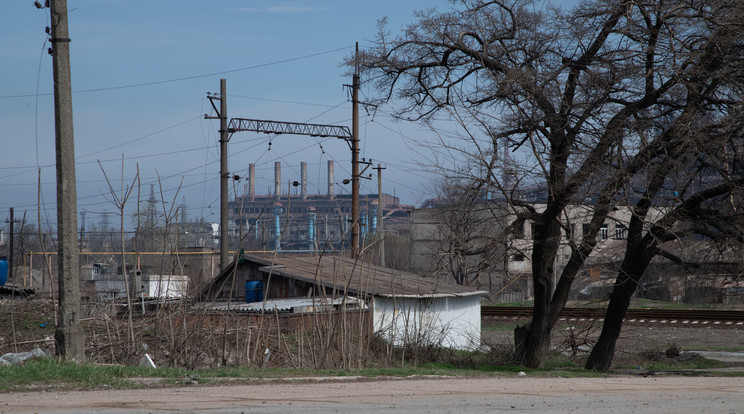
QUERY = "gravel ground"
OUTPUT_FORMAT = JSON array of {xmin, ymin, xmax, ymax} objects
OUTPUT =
[
  {"xmin": 482, "ymin": 316, "xmax": 744, "ymax": 365},
  {"xmin": 3, "ymin": 376, "xmax": 744, "ymax": 413}
]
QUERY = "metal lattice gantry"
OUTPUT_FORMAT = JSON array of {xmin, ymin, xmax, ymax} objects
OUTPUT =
[
  {"xmin": 228, "ymin": 118, "xmax": 352, "ymax": 141},
  {"xmin": 209, "ymin": 45, "xmax": 364, "ymax": 260}
]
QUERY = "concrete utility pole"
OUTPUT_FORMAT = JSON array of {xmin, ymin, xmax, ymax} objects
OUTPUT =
[
  {"xmin": 351, "ymin": 43, "xmax": 361, "ymax": 258},
  {"xmin": 219, "ymin": 79, "xmax": 228, "ymax": 270},
  {"xmin": 48, "ymin": 0, "xmax": 84, "ymax": 360},
  {"xmin": 206, "ymin": 79, "xmax": 229, "ymax": 271},
  {"xmin": 5, "ymin": 208, "xmax": 19, "ymax": 285},
  {"xmin": 374, "ymin": 164, "xmax": 386, "ymax": 267},
  {"xmin": 79, "ymin": 210, "xmax": 86, "ymax": 251}
]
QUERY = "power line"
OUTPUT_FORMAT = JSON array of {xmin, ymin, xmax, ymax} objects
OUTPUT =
[
  {"xmin": 229, "ymin": 95, "xmax": 343, "ymax": 108},
  {"xmin": 77, "ymin": 115, "xmax": 202, "ymax": 160},
  {"xmin": 0, "ymin": 142, "xmax": 210, "ymax": 172},
  {"xmin": 0, "ymin": 46, "xmax": 354, "ymax": 100}
]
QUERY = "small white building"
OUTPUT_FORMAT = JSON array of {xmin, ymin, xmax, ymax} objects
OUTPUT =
[
  {"xmin": 140, "ymin": 274, "xmax": 189, "ymax": 298},
  {"xmin": 87, "ymin": 263, "xmax": 188, "ymax": 300}
]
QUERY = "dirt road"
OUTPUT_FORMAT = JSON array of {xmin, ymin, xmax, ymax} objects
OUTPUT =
[{"xmin": 2, "ymin": 375, "xmax": 743, "ymax": 414}]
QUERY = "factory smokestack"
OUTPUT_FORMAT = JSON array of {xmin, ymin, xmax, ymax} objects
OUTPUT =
[
  {"xmin": 248, "ymin": 163, "xmax": 255, "ymax": 201},
  {"xmin": 327, "ymin": 160, "xmax": 335, "ymax": 199},
  {"xmin": 274, "ymin": 161, "xmax": 281, "ymax": 198},
  {"xmin": 301, "ymin": 161, "xmax": 308, "ymax": 199}
]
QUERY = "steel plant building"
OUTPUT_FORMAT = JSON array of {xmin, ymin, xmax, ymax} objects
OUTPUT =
[{"xmin": 228, "ymin": 160, "xmax": 413, "ymax": 251}]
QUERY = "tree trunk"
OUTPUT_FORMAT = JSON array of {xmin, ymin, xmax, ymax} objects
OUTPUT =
[
  {"xmin": 514, "ymin": 317, "xmax": 553, "ymax": 368},
  {"xmin": 514, "ymin": 263, "xmax": 554, "ymax": 368},
  {"xmin": 586, "ymin": 238, "xmax": 655, "ymax": 370},
  {"xmin": 584, "ymin": 272, "xmax": 638, "ymax": 370},
  {"xmin": 514, "ymin": 274, "xmax": 553, "ymax": 368},
  {"xmin": 514, "ymin": 217, "xmax": 562, "ymax": 368}
]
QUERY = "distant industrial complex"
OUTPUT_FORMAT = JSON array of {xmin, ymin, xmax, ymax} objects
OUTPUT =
[{"xmin": 229, "ymin": 160, "xmax": 413, "ymax": 251}]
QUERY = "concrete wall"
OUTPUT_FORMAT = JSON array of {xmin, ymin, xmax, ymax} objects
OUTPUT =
[{"xmin": 409, "ymin": 209, "xmax": 442, "ymax": 273}]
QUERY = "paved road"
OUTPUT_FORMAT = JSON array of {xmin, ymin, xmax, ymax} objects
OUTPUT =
[{"xmin": 2, "ymin": 375, "xmax": 743, "ymax": 413}]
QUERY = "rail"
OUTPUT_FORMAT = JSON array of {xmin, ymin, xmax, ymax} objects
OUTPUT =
[{"xmin": 481, "ymin": 306, "xmax": 744, "ymax": 321}]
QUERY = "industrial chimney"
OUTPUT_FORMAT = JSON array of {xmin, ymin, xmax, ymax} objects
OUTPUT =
[
  {"xmin": 274, "ymin": 161, "xmax": 281, "ymax": 198},
  {"xmin": 301, "ymin": 161, "xmax": 308, "ymax": 199},
  {"xmin": 327, "ymin": 160, "xmax": 335, "ymax": 199},
  {"xmin": 248, "ymin": 163, "xmax": 255, "ymax": 201}
]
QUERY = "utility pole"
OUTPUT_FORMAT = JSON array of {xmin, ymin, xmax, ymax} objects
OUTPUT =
[
  {"xmin": 6, "ymin": 208, "xmax": 20, "ymax": 285},
  {"xmin": 47, "ymin": 0, "xmax": 84, "ymax": 360},
  {"xmin": 205, "ymin": 79, "xmax": 229, "ymax": 271},
  {"xmin": 79, "ymin": 210, "xmax": 85, "ymax": 277},
  {"xmin": 374, "ymin": 164, "xmax": 386, "ymax": 267},
  {"xmin": 79, "ymin": 210, "xmax": 86, "ymax": 250},
  {"xmin": 219, "ymin": 79, "xmax": 228, "ymax": 271},
  {"xmin": 351, "ymin": 43, "xmax": 361, "ymax": 258}
]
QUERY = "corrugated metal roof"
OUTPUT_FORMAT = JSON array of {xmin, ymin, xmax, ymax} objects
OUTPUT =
[
  {"xmin": 244, "ymin": 252, "xmax": 486, "ymax": 298},
  {"xmin": 376, "ymin": 291, "xmax": 489, "ymax": 299},
  {"xmin": 205, "ymin": 296, "xmax": 365, "ymax": 313}
]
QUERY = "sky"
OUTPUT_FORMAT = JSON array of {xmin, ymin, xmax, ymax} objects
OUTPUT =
[{"xmin": 0, "ymin": 0, "xmax": 458, "ymax": 231}]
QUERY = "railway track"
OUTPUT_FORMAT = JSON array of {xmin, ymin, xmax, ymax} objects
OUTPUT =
[{"xmin": 482, "ymin": 306, "xmax": 744, "ymax": 323}]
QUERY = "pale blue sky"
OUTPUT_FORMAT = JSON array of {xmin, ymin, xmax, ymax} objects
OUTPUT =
[{"xmin": 1, "ymin": 0, "xmax": 458, "ymax": 229}]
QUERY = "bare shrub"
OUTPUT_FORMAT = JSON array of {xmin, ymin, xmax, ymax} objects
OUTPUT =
[
  {"xmin": 664, "ymin": 343, "xmax": 681, "ymax": 359},
  {"xmin": 556, "ymin": 321, "xmax": 600, "ymax": 360}
]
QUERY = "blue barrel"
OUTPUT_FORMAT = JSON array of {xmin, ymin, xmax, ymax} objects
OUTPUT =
[
  {"xmin": 245, "ymin": 280, "xmax": 263, "ymax": 303},
  {"xmin": 0, "ymin": 257, "xmax": 7, "ymax": 286}
]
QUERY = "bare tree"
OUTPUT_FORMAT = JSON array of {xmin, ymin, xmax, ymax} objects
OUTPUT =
[
  {"xmin": 98, "ymin": 157, "xmax": 138, "ymax": 353},
  {"xmin": 360, "ymin": 0, "xmax": 744, "ymax": 368},
  {"xmin": 586, "ymin": 108, "xmax": 744, "ymax": 369},
  {"xmin": 418, "ymin": 178, "xmax": 510, "ymax": 289}
]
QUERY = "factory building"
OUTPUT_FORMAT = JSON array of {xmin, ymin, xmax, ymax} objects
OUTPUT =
[{"xmin": 229, "ymin": 161, "xmax": 413, "ymax": 251}]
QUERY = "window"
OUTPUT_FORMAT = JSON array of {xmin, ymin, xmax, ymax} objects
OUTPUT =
[
  {"xmin": 513, "ymin": 253, "xmax": 525, "ymax": 262},
  {"xmin": 513, "ymin": 221, "xmax": 525, "ymax": 238},
  {"xmin": 615, "ymin": 224, "xmax": 627, "ymax": 240},
  {"xmin": 599, "ymin": 224, "xmax": 609, "ymax": 240}
]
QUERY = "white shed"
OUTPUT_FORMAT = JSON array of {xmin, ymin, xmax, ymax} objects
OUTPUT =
[{"xmin": 203, "ymin": 253, "xmax": 487, "ymax": 351}]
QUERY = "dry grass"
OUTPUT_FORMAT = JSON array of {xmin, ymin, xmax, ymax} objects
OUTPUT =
[{"xmin": 2, "ymin": 298, "xmax": 387, "ymax": 370}]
